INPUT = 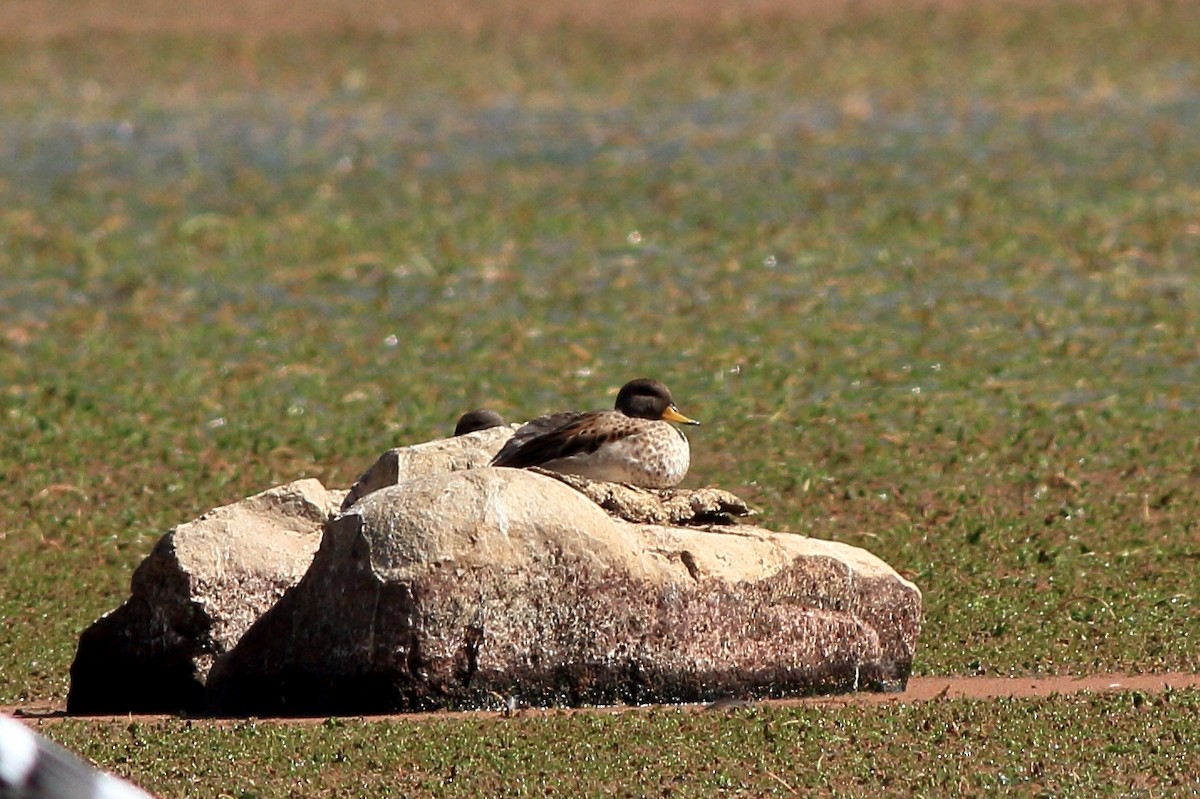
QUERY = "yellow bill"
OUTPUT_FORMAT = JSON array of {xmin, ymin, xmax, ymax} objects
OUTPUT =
[{"xmin": 662, "ymin": 405, "xmax": 701, "ymax": 425}]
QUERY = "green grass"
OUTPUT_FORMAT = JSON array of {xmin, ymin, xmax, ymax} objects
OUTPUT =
[
  {"xmin": 38, "ymin": 689, "xmax": 1200, "ymax": 797},
  {"xmin": 2, "ymin": 0, "xmax": 1200, "ymax": 794}
]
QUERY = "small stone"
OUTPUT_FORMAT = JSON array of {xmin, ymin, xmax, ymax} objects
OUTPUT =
[
  {"xmin": 340, "ymin": 424, "xmax": 514, "ymax": 511},
  {"xmin": 536, "ymin": 469, "xmax": 756, "ymax": 525}
]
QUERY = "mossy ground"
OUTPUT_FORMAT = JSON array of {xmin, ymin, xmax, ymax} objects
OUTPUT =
[{"xmin": 2, "ymin": 0, "xmax": 1199, "ymax": 795}]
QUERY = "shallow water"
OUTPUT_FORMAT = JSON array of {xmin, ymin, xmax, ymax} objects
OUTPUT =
[{"xmin": 2, "ymin": 74, "xmax": 1199, "ymax": 414}]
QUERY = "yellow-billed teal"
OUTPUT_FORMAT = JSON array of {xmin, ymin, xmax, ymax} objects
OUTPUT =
[{"xmin": 490, "ymin": 378, "xmax": 700, "ymax": 488}]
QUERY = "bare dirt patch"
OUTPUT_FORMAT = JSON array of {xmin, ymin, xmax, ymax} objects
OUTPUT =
[{"xmin": 821, "ymin": 671, "xmax": 1200, "ymax": 705}]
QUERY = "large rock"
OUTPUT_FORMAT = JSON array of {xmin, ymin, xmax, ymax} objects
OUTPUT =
[
  {"xmin": 67, "ymin": 425, "xmax": 514, "ymax": 715},
  {"xmin": 206, "ymin": 468, "xmax": 921, "ymax": 715},
  {"xmin": 67, "ymin": 479, "xmax": 341, "ymax": 714}
]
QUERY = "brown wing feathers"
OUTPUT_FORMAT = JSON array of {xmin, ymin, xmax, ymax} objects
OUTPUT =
[{"xmin": 491, "ymin": 413, "xmax": 638, "ymax": 468}]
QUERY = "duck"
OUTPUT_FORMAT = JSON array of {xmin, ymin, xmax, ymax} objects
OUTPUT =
[
  {"xmin": 454, "ymin": 408, "xmax": 506, "ymax": 436},
  {"xmin": 490, "ymin": 378, "xmax": 699, "ymax": 488}
]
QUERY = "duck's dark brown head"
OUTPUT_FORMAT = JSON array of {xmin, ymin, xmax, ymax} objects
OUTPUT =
[{"xmin": 615, "ymin": 378, "xmax": 700, "ymax": 425}]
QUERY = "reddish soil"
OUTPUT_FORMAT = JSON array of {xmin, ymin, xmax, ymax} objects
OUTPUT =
[
  {"xmin": 7, "ymin": 672, "xmax": 1199, "ymax": 724},
  {"xmin": 817, "ymin": 671, "xmax": 1200, "ymax": 705}
]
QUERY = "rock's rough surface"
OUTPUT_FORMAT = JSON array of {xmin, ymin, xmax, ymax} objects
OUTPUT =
[
  {"xmin": 67, "ymin": 479, "xmax": 341, "ymax": 714},
  {"xmin": 340, "ymin": 425, "xmax": 515, "ymax": 511},
  {"xmin": 539, "ymin": 469, "xmax": 756, "ymax": 525},
  {"xmin": 206, "ymin": 468, "xmax": 921, "ymax": 715}
]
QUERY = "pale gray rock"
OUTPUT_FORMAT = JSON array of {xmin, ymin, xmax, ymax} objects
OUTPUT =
[
  {"xmin": 67, "ymin": 479, "xmax": 341, "ymax": 714},
  {"xmin": 207, "ymin": 468, "xmax": 921, "ymax": 715},
  {"xmin": 340, "ymin": 424, "xmax": 515, "ymax": 511}
]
